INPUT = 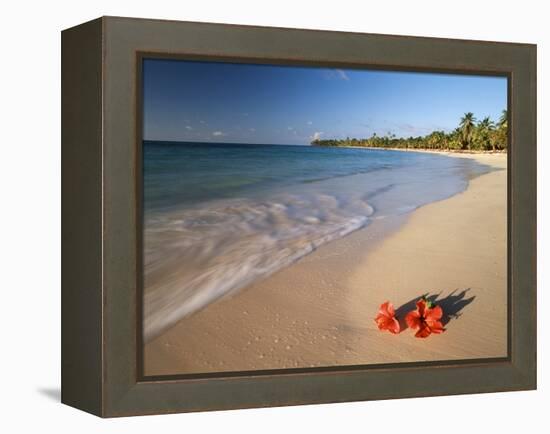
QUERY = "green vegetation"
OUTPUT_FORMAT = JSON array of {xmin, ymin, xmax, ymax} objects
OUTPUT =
[{"xmin": 311, "ymin": 111, "xmax": 508, "ymax": 152}]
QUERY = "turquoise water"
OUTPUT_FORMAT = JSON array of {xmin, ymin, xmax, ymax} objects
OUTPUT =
[
  {"xmin": 143, "ymin": 141, "xmax": 489, "ymax": 341},
  {"xmin": 145, "ymin": 141, "xmax": 421, "ymax": 210}
]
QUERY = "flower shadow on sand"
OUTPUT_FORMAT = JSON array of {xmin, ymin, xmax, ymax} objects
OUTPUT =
[{"xmin": 395, "ymin": 288, "xmax": 476, "ymax": 331}]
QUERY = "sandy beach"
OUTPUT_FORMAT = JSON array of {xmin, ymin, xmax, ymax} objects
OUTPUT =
[{"xmin": 144, "ymin": 152, "xmax": 507, "ymax": 376}]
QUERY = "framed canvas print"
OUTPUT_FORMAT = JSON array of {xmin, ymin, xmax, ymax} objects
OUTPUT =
[{"xmin": 61, "ymin": 16, "xmax": 536, "ymax": 417}]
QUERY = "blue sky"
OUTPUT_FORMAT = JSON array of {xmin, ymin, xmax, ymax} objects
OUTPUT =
[{"xmin": 143, "ymin": 58, "xmax": 507, "ymax": 145}]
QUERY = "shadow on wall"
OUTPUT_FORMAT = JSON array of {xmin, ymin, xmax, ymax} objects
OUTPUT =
[{"xmin": 37, "ymin": 388, "xmax": 61, "ymax": 402}]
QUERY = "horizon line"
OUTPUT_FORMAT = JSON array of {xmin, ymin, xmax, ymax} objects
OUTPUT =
[{"xmin": 143, "ymin": 139, "xmax": 311, "ymax": 146}]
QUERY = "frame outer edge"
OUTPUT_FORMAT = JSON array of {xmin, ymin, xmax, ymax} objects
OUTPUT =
[
  {"xmin": 508, "ymin": 43, "xmax": 537, "ymax": 390},
  {"xmin": 61, "ymin": 17, "xmax": 105, "ymax": 416},
  {"xmin": 520, "ymin": 44, "xmax": 537, "ymax": 388}
]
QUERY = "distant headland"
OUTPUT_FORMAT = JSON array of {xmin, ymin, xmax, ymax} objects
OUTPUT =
[{"xmin": 312, "ymin": 111, "xmax": 508, "ymax": 152}]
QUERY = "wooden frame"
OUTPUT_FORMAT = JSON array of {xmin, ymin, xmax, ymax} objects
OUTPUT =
[{"xmin": 61, "ymin": 16, "xmax": 537, "ymax": 417}]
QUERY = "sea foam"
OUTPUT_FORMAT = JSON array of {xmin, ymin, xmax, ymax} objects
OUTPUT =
[{"xmin": 144, "ymin": 190, "xmax": 374, "ymax": 342}]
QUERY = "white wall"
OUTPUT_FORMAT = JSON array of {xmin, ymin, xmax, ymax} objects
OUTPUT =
[{"xmin": 0, "ymin": 0, "xmax": 546, "ymax": 432}]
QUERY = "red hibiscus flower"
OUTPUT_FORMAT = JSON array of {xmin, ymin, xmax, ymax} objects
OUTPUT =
[
  {"xmin": 374, "ymin": 301, "xmax": 401, "ymax": 334},
  {"xmin": 405, "ymin": 297, "xmax": 445, "ymax": 338}
]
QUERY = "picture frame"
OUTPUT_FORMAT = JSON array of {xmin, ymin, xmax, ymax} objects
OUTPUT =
[{"xmin": 61, "ymin": 16, "xmax": 536, "ymax": 417}]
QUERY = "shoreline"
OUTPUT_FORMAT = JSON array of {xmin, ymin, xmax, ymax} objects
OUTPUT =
[
  {"xmin": 314, "ymin": 144, "xmax": 507, "ymax": 156},
  {"xmin": 144, "ymin": 152, "xmax": 507, "ymax": 376}
]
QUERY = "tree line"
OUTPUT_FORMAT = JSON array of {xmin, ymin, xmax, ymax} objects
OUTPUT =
[{"xmin": 311, "ymin": 111, "xmax": 508, "ymax": 152}]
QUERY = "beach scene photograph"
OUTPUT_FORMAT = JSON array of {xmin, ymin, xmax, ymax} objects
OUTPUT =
[{"xmin": 141, "ymin": 58, "xmax": 508, "ymax": 376}]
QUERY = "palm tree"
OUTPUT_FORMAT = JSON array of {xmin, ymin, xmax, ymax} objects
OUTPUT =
[
  {"xmin": 496, "ymin": 109, "xmax": 508, "ymax": 150},
  {"xmin": 499, "ymin": 109, "xmax": 508, "ymax": 129},
  {"xmin": 476, "ymin": 117, "xmax": 495, "ymax": 151},
  {"xmin": 459, "ymin": 112, "xmax": 477, "ymax": 150},
  {"xmin": 434, "ymin": 130, "xmax": 447, "ymax": 149}
]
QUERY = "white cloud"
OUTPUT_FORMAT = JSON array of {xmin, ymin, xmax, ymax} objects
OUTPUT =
[
  {"xmin": 311, "ymin": 131, "xmax": 323, "ymax": 141},
  {"xmin": 336, "ymin": 69, "xmax": 350, "ymax": 81},
  {"xmin": 185, "ymin": 126, "xmax": 193, "ymax": 130},
  {"xmin": 322, "ymin": 69, "xmax": 350, "ymax": 81},
  {"xmin": 307, "ymin": 121, "xmax": 313, "ymax": 125},
  {"xmin": 287, "ymin": 126, "xmax": 294, "ymax": 130},
  {"xmin": 249, "ymin": 128, "xmax": 256, "ymax": 132},
  {"xmin": 212, "ymin": 131, "xmax": 224, "ymax": 136}
]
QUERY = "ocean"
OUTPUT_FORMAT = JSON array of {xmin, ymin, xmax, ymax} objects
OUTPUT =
[{"xmin": 142, "ymin": 141, "xmax": 490, "ymax": 341}]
